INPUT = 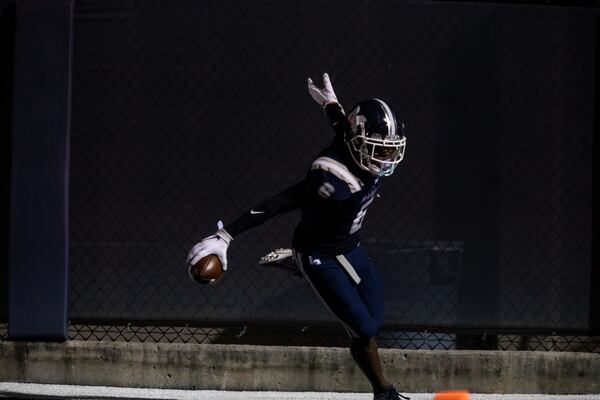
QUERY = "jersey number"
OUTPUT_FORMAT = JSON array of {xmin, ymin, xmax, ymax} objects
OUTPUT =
[
  {"xmin": 350, "ymin": 197, "xmax": 375, "ymax": 234},
  {"xmin": 318, "ymin": 182, "xmax": 335, "ymax": 199}
]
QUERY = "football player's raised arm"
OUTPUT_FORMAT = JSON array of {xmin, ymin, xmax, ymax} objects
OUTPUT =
[
  {"xmin": 224, "ymin": 181, "xmax": 308, "ymax": 238},
  {"xmin": 325, "ymin": 102, "xmax": 348, "ymax": 141},
  {"xmin": 307, "ymin": 73, "xmax": 348, "ymax": 141}
]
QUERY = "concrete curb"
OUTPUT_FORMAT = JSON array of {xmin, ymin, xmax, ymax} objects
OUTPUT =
[{"xmin": 0, "ymin": 340, "xmax": 598, "ymax": 394}]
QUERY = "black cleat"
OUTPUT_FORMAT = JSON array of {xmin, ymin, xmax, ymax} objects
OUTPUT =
[{"xmin": 373, "ymin": 385, "xmax": 410, "ymax": 400}]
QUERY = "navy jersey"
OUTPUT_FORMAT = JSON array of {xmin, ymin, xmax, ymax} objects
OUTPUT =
[
  {"xmin": 292, "ymin": 126, "xmax": 382, "ymax": 256},
  {"xmin": 224, "ymin": 103, "xmax": 382, "ymax": 255}
]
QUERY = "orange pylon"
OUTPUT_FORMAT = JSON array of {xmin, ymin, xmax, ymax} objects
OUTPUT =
[{"xmin": 434, "ymin": 390, "xmax": 470, "ymax": 400}]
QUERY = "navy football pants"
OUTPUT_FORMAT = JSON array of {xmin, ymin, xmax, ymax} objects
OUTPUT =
[{"xmin": 293, "ymin": 245, "xmax": 384, "ymax": 339}]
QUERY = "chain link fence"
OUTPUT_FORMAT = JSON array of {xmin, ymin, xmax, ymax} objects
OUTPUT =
[
  {"xmin": 1, "ymin": 0, "xmax": 599, "ymax": 351},
  {"xmin": 1, "ymin": 322, "xmax": 598, "ymax": 353}
]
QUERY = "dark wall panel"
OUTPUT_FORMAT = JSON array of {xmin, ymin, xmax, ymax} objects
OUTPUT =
[
  {"xmin": 0, "ymin": 0, "xmax": 15, "ymax": 322},
  {"xmin": 8, "ymin": 0, "xmax": 73, "ymax": 340}
]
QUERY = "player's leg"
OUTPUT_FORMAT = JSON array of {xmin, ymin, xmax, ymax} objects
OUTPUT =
[
  {"xmin": 349, "ymin": 336, "xmax": 390, "ymax": 393},
  {"xmin": 343, "ymin": 246, "xmax": 392, "ymax": 395},
  {"xmin": 349, "ymin": 246, "xmax": 385, "ymax": 327},
  {"xmin": 293, "ymin": 250, "xmax": 389, "ymax": 393}
]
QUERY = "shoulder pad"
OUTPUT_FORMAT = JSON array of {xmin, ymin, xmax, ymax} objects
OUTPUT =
[{"xmin": 311, "ymin": 157, "xmax": 364, "ymax": 193}]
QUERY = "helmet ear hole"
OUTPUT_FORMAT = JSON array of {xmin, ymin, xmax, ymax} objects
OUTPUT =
[{"xmin": 350, "ymin": 136, "xmax": 362, "ymax": 153}]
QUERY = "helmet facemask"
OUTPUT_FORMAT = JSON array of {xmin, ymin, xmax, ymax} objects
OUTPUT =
[{"xmin": 348, "ymin": 132, "xmax": 406, "ymax": 177}]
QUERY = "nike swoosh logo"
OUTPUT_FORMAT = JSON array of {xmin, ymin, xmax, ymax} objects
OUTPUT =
[{"xmin": 250, "ymin": 209, "xmax": 265, "ymax": 215}]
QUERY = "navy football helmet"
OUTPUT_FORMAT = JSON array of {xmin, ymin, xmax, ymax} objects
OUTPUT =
[{"xmin": 346, "ymin": 99, "xmax": 406, "ymax": 177}]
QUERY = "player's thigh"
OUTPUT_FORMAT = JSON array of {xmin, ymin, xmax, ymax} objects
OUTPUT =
[
  {"xmin": 295, "ymin": 252, "xmax": 375, "ymax": 335},
  {"xmin": 347, "ymin": 246, "xmax": 385, "ymax": 325}
]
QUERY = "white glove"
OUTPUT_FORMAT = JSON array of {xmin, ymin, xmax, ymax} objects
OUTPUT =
[
  {"xmin": 307, "ymin": 72, "xmax": 338, "ymax": 107},
  {"xmin": 187, "ymin": 222, "xmax": 233, "ymax": 271}
]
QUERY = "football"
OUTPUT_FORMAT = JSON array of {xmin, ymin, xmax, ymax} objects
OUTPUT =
[{"xmin": 189, "ymin": 254, "xmax": 224, "ymax": 285}]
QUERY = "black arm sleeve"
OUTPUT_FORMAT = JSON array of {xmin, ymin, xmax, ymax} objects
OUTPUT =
[
  {"xmin": 224, "ymin": 181, "xmax": 308, "ymax": 237},
  {"xmin": 225, "ymin": 105, "xmax": 347, "ymax": 238},
  {"xmin": 325, "ymin": 102, "xmax": 349, "ymax": 142}
]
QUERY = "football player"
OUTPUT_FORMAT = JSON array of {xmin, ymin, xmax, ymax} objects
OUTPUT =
[{"xmin": 187, "ymin": 73, "xmax": 408, "ymax": 400}]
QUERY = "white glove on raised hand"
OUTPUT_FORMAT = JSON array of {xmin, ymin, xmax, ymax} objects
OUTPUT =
[
  {"xmin": 186, "ymin": 222, "xmax": 233, "ymax": 271},
  {"xmin": 307, "ymin": 72, "xmax": 338, "ymax": 107}
]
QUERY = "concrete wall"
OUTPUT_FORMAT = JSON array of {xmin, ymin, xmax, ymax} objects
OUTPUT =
[{"xmin": 0, "ymin": 340, "xmax": 599, "ymax": 394}]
